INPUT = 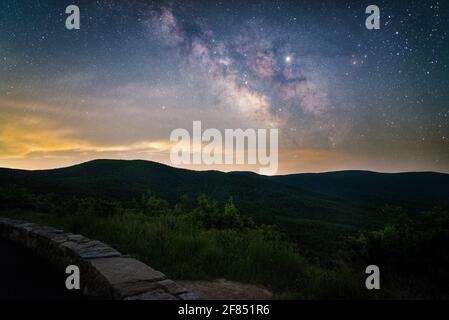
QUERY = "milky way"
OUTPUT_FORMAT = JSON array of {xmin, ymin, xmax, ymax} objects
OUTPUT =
[{"xmin": 0, "ymin": 0, "xmax": 448, "ymax": 173}]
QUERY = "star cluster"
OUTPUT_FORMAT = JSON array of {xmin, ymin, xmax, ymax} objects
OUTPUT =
[{"xmin": 0, "ymin": 0, "xmax": 448, "ymax": 173}]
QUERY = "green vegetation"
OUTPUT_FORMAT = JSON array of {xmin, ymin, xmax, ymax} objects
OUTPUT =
[
  {"xmin": 2, "ymin": 159, "xmax": 448, "ymax": 262},
  {"xmin": 2, "ymin": 185, "xmax": 449, "ymax": 299},
  {"xmin": 335, "ymin": 205, "xmax": 449, "ymax": 299},
  {"xmin": 0, "ymin": 187, "xmax": 308, "ymax": 295}
]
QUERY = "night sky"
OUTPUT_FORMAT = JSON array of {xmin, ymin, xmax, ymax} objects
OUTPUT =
[{"xmin": 1, "ymin": 0, "xmax": 448, "ymax": 173}]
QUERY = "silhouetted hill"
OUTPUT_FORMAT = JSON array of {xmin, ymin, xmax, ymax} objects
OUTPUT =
[
  {"xmin": 271, "ymin": 170, "xmax": 449, "ymax": 211},
  {"xmin": 1, "ymin": 159, "xmax": 448, "ymax": 258},
  {"xmin": 0, "ymin": 160, "xmax": 349, "ymax": 222}
]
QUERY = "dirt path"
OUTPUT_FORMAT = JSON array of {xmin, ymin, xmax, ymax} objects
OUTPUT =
[{"xmin": 178, "ymin": 279, "xmax": 273, "ymax": 300}]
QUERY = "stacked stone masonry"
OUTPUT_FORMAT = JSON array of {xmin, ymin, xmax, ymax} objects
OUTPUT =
[{"xmin": 0, "ymin": 217, "xmax": 197, "ymax": 300}]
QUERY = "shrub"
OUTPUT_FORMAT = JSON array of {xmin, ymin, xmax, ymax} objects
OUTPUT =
[{"xmin": 139, "ymin": 191, "xmax": 171, "ymax": 216}]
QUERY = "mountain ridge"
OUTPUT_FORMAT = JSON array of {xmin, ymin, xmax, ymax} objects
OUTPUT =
[
  {"xmin": 2, "ymin": 158, "xmax": 448, "ymax": 176},
  {"xmin": 2, "ymin": 159, "xmax": 449, "ymax": 258}
]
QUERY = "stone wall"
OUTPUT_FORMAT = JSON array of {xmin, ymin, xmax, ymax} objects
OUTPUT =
[{"xmin": 0, "ymin": 217, "xmax": 196, "ymax": 300}]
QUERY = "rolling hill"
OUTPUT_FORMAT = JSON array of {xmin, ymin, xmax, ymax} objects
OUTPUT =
[{"xmin": 1, "ymin": 159, "xmax": 448, "ymax": 259}]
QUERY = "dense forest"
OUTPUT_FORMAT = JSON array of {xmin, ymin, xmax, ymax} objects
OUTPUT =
[{"xmin": 1, "ymin": 178, "xmax": 449, "ymax": 299}]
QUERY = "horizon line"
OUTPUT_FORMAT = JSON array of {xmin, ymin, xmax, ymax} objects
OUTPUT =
[{"xmin": 1, "ymin": 158, "xmax": 448, "ymax": 176}]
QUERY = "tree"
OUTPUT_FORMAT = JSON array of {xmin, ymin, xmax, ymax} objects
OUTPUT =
[
  {"xmin": 174, "ymin": 194, "xmax": 190, "ymax": 215},
  {"xmin": 139, "ymin": 191, "xmax": 170, "ymax": 216},
  {"xmin": 223, "ymin": 197, "xmax": 244, "ymax": 230},
  {"xmin": 337, "ymin": 206, "xmax": 449, "ymax": 298},
  {"xmin": 192, "ymin": 194, "xmax": 222, "ymax": 228}
]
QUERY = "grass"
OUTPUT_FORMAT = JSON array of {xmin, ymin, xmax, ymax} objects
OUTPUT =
[
  {"xmin": 3, "ymin": 189, "xmax": 448, "ymax": 299},
  {"xmin": 0, "ymin": 209, "xmax": 312, "ymax": 296}
]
